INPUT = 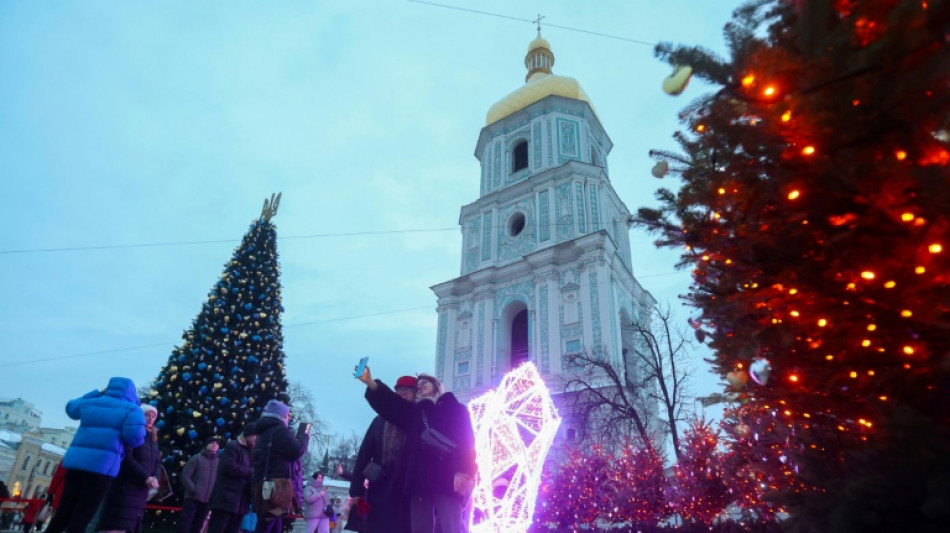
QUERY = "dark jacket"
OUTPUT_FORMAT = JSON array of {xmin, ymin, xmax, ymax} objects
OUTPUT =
[
  {"xmin": 62, "ymin": 377, "xmax": 146, "ymax": 477},
  {"xmin": 181, "ymin": 450, "xmax": 219, "ymax": 503},
  {"xmin": 349, "ymin": 415, "xmax": 411, "ymax": 533},
  {"xmin": 97, "ymin": 435, "xmax": 162, "ymax": 533},
  {"xmin": 365, "ymin": 381, "xmax": 476, "ymax": 496},
  {"xmin": 209, "ymin": 438, "xmax": 254, "ymax": 515},
  {"xmin": 251, "ymin": 415, "xmax": 309, "ymax": 485}
]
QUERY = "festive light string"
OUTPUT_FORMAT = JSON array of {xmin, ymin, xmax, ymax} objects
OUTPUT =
[{"xmin": 468, "ymin": 362, "xmax": 560, "ymax": 533}]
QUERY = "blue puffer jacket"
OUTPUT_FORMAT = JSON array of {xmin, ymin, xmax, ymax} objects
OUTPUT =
[{"xmin": 62, "ymin": 377, "xmax": 146, "ymax": 477}]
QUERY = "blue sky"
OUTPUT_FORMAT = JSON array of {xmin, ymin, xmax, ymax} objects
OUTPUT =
[{"xmin": 0, "ymin": 1, "xmax": 739, "ymax": 443}]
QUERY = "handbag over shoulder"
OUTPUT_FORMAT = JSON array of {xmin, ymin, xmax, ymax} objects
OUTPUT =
[{"xmin": 420, "ymin": 410, "xmax": 458, "ymax": 458}]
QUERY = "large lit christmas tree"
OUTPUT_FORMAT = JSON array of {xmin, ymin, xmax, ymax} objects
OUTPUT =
[
  {"xmin": 637, "ymin": 0, "xmax": 949, "ymax": 528},
  {"xmin": 149, "ymin": 194, "xmax": 289, "ymax": 490}
]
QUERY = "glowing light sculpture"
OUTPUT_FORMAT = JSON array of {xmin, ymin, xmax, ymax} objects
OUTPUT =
[{"xmin": 467, "ymin": 362, "xmax": 561, "ymax": 533}]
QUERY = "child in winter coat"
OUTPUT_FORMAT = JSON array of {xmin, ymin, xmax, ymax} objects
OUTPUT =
[{"xmin": 301, "ymin": 472, "xmax": 330, "ymax": 533}]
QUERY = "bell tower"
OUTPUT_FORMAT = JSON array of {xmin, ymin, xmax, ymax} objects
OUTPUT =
[{"xmin": 432, "ymin": 33, "xmax": 657, "ymax": 413}]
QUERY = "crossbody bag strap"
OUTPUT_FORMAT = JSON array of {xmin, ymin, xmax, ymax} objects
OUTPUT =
[
  {"xmin": 421, "ymin": 409, "xmax": 431, "ymax": 430},
  {"xmin": 264, "ymin": 440, "xmax": 272, "ymax": 481}
]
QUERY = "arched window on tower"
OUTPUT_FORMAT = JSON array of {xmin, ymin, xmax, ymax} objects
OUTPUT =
[{"xmin": 512, "ymin": 140, "xmax": 529, "ymax": 173}]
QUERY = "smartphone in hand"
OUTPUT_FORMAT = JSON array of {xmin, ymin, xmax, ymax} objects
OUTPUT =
[
  {"xmin": 354, "ymin": 356, "xmax": 370, "ymax": 378},
  {"xmin": 298, "ymin": 422, "xmax": 312, "ymax": 435}
]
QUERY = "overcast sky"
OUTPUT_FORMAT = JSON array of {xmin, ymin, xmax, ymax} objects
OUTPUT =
[{"xmin": 0, "ymin": 1, "xmax": 738, "ymax": 445}]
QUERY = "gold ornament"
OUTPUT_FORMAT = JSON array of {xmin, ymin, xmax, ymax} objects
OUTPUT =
[
  {"xmin": 149, "ymin": 389, "xmax": 158, "ymax": 397},
  {"xmin": 177, "ymin": 428, "xmax": 185, "ymax": 435},
  {"xmin": 192, "ymin": 411, "xmax": 202, "ymax": 418},
  {"xmin": 651, "ymin": 161, "xmax": 669, "ymax": 178},
  {"xmin": 726, "ymin": 370, "xmax": 749, "ymax": 391},
  {"xmin": 662, "ymin": 65, "xmax": 693, "ymax": 95},
  {"xmin": 735, "ymin": 423, "xmax": 752, "ymax": 439}
]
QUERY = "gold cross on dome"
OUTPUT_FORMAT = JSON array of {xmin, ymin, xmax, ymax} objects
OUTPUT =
[{"xmin": 533, "ymin": 14, "xmax": 545, "ymax": 33}]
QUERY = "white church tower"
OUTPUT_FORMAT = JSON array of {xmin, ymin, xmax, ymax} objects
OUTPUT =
[{"xmin": 432, "ymin": 33, "xmax": 657, "ymax": 426}]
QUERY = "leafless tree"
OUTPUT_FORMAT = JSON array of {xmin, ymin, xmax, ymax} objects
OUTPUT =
[
  {"xmin": 563, "ymin": 304, "xmax": 694, "ymax": 459},
  {"xmin": 286, "ymin": 381, "xmax": 330, "ymax": 475},
  {"xmin": 564, "ymin": 344, "xmax": 655, "ymax": 449},
  {"xmin": 625, "ymin": 304, "xmax": 695, "ymax": 460},
  {"xmin": 328, "ymin": 431, "xmax": 362, "ymax": 475}
]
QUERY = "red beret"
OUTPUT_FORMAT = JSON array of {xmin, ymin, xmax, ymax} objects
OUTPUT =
[{"xmin": 395, "ymin": 375, "xmax": 417, "ymax": 389}]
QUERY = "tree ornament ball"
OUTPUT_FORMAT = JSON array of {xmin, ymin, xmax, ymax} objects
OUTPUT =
[
  {"xmin": 177, "ymin": 427, "xmax": 185, "ymax": 436},
  {"xmin": 652, "ymin": 160, "xmax": 669, "ymax": 178},
  {"xmin": 749, "ymin": 357, "xmax": 772, "ymax": 385},
  {"xmin": 726, "ymin": 370, "xmax": 749, "ymax": 391},
  {"xmin": 192, "ymin": 410, "xmax": 202, "ymax": 418},
  {"xmin": 735, "ymin": 423, "xmax": 752, "ymax": 439},
  {"xmin": 662, "ymin": 65, "xmax": 693, "ymax": 95}
]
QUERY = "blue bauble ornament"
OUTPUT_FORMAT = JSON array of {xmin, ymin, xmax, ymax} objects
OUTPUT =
[
  {"xmin": 219, "ymin": 397, "xmax": 229, "ymax": 405},
  {"xmin": 166, "ymin": 407, "xmax": 174, "ymax": 414},
  {"xmin": 156, "ymin": 420, "xmax": 165, "ymax": 428},
  {"xmin": 188, "ymin": 430, "xmax": 198, "ymax": 440},
  {"xmin": 182, "ymin": 373, "xmax": 192, "ymax": 382},
  {"xmin": 244, "ymin": 303, "xmax": 253, "ymax": 311},
  {"xmin": 178, "ymin": 355, "xmax": 187, "ymax": 363},
  {"xmin": 220, "ymin": 327, "xmax": 230, "ymax": 334},
  {"xmin": 199, "ymin": 386, "xmax": 208, "ymax": 394},
  {"xmin": 198, "ymin": 363, "xmax": 207, "ymax": 371},
  {"xmin": 216, "ymin": 418, "xmax": 226, "ymax": 427},
  {"xmin": 241, "ymin": 397, "xmax": 248, "ymax": 404}
]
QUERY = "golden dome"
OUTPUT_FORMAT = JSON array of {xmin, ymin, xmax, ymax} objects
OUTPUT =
[{"xmin": 485, "ymin": 32, "xmax": 595, "ymax": 125}]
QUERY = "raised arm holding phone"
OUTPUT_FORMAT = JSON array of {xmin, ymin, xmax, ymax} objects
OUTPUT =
[{"xmin": 355, "ymin": 361, "xmax": 476, "ymax": 533}]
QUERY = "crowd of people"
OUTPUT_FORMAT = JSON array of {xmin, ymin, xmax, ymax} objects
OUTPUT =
[{"xmin": 0, "ymin": 368, "xmax": 478, "ymax": 533}]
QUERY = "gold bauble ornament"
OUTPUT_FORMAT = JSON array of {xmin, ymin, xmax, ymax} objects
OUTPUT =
[
  {"xmin": 735, "ymin": 423, "xmax": 752, "ymax": 439},
  {"xmin": 651, "ymin": 161, "xmax": 669, "ymax": 178},
  {"xmin": 726, "ymin": 370, "xmax": 749, "ymax": 391},
  {"xmin": 214, "ymin": 383, "xmax": 222, "ymax": 389},
  {"xmin": 149, "ymin": 389, "xmax": 158, "ymax": 397},
  {"xmin": 662, "ymin": 65, "xmax": 693, "ymax": 95},
  {"xmin": 192, "ymin": 411, "xmax": 202, "ymax": 418},
  {"xmin": 177, "ymin": 428, "xmax": 185, "ymax": 435}
]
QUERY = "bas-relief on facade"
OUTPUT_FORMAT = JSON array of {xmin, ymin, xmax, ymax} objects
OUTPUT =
[{"xmin": 431, "ymin": 34, "xmax": 657, "ymax": 438}]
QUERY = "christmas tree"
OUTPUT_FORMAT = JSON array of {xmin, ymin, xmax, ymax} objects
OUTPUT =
[
  {"xmin": 637, "ymin": 1, "xmax": 950, "ymax": 528},
  {"xmin": 149, "ymin": 194, "xmax": 289, "ymax": 490},
  {"xmin": 670, "ymin": 418, "xmax": 730, "ymax": 526},
  {"xmin": 608, "ymin": 441, "xmax": 671, "ymax": 528}
]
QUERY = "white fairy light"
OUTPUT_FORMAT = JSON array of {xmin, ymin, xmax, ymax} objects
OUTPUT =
[{"xmin": 467, "ymin": 362, "xmax": 561, "ymax": 533}]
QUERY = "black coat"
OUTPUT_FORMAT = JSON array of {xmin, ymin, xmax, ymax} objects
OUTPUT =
[
  {"xmin": 349, "ymin": 416, "xmax": 410, "ymax": 533},
  {"xmin": 97, "ymin": 437, "xmax": 162, "ymax": 533},
  {"xmin": 365, "ymin": 382, "xmax": 476, "ymax": 497},
  {"xmin": 209, "ymin": 438, "xmax": 254, "ymax": 514},
  {"xmin": 251, "ymin": 415, "xmax": 309, "ymax": 484}
]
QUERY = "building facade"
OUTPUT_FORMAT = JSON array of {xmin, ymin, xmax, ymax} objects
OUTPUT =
[
  {"xmin": 432, "ymin": 33, "xmax": 658, "ymax": 438},
  {"xmin": 0, "ymin": 398, "xmax": 42, "ymax": 433},
  {"xmin": 0, "ymin": 398, "xmax": 74, "ymax": 497}
]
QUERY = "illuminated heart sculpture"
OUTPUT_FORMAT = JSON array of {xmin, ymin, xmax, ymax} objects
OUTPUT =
[{"xmin": 467, "ymin": 362, "xmax": 561, "ymax": 533}]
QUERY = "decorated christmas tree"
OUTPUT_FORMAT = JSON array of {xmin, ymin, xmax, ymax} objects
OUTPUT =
[
  {"xmin": 637, "ymin": 0, "xmax": 949, "ymax": 528},
  {"xmin": 719, "ymin": 401, "xmax": 805, "ymax": 522},
  {"xmin": 608, "ymin": 441, "xmax": 671, "ymax": 527},
  {"xmin": 533, "ymin": 445, "xmax": 610, "ymax": 529},
  {"xmin": 149, "ymin": 194, "xmax": 289, "ymax": 491},
  {"xmin": 670, "ymin": 418, "xmax": 730, "ymax": 526}
]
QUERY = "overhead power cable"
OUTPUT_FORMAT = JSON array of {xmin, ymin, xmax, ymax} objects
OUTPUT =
[
  {"xmin": 407, "ymin": 0, "xmax": 655, "ymax": 47},
  {"xmin": 0, "ymin": 305, "xmax": 434, "ymax": 368}
]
